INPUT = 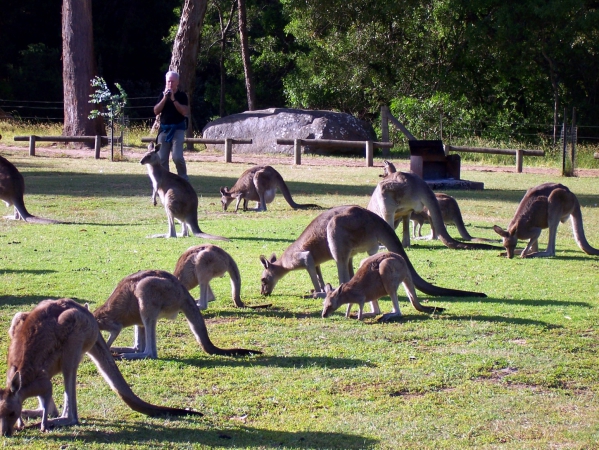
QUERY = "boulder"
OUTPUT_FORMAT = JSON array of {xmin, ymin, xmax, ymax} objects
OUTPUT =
[{"xmin": 201, "ymin": 108, "xmax": 377, "ymax": 155}]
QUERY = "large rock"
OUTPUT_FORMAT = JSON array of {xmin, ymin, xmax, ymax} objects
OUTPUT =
[{"xmin": 201, "ymin": 108, "xmax": 377, "ymax": 155}]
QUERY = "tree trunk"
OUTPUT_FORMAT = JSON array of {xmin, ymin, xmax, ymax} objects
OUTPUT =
[
  {"xmin": 62, "ymin": 0, "xmax": 100, "ymax": 141},
  {"xmin": 169, "ymin": 0, "xmax": 209, "ymax": 144},
  {"xmin": 238, "ymin": 0, "xmax": 255, "ymax": 111},
  {"xmin": 218, "ymin": 1, "xmax": 237, "ymax": 117}
]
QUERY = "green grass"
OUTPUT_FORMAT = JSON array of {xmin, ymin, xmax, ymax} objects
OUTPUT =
[{"xmin": 0, "ymin": 148, "xmax": 598, "ymax": 449}]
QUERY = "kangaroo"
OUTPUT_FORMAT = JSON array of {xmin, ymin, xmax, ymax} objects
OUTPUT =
[
  {"xmin": 259, "ymin": 205, "xmax": 486, "ymax": 301},
  {"xmin": 367, "ymin": 170, "xmax": 499, "ymax": 250},
  {"xmin": 140, "ymin": 143, "xmax": 228, "ymax": 240},
  {"xmin": 93, "ymin": 270, "xmax": 261, "ymax": 359},
  {"xmin": 174, "ymin": 244, "xmax": 271, "ymax": 310},
  {"xmin": 410, "ymin": 193, "xmax": 495, "ymax": 243},
  {"xmin": 321, "ymin": 252, "xmax": 445, "ymax": 322},
  {"xmin": 0, "ymin": 298, "xmax": 200, "ymax": 436},
  {"xmin": 220, "ymin": 165, "xmax": 320, "ymax": 212},
  {"xmin": 493, "ymin": 182, "xmax": 599, "ymax": 258},
  {"xmin": 0, "ymin": 155, "xmax": 60, "ymax": 224}
]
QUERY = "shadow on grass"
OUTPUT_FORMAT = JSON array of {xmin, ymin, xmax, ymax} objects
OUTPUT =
[
  {"xmin": 0, "ymin": 269, "xmax": 57, "ymax": 275},
  {"xmin": 39, "ymin": 420, "xmax": 378, "ymax": 449},
  {"xmin": 449, "ymin": 296, "xmax": 591, "ymax": 308},
  {"xmin": 176, "ymin": 354, "xmax": 375, "ymax": 370}
]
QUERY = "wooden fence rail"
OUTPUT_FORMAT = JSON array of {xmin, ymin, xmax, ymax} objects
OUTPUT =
[
  {"xmin": 14, "ymin": 135, "xmax": 122, "ymax": 158},
  {"xmin": 140, "ymin": 137, "xmax": 253, "ymax": 163},
  {"xmin": 445, "ymin": 145, "xmax": 545, "ymax": 173},
  {"xmin": 276, "ymin": 138, "xmax": 394, "ymax": 166}
]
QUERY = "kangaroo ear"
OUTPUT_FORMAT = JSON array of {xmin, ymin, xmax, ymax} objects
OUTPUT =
[
  {"xmin": 259, "ymin": 255, "xmax": 269, "ymax": 269},
  {"xmin": 9, "ymin": 372, "xmax": 21, "ymax": 394},
  {"xmin": 154, "ymin": 143, "xmax": 161, "ymax": 153},
  {"xmin": 324, "ymin": 283, "xmax": 333, "ymax": 294},
  {"xmin": 269, "ymin": 253, "xmax": 277, "ymax": 263},
  {"xmin": 493, "ymin": 225, "xmax": 509, "ymax": 238},
  {"xmin": 148, "ymin": 142, "xmax": 154, "ymax": 151},
  {"xmin": 220, "ymin": 187, "xmax": 229, "ymax": 196}
]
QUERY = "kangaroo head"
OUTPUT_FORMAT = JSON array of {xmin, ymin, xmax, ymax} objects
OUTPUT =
[
  {"xmin": 259, "ymin": 254, "xmax": 280, "ymax": 296},
  {"xmin": 321, "ymin": 283, "xmax": 342, "ymax": 317},
  {"xmin": 493, "ymin": 225, "xmax": 517, "ymax": 258},
  {"xmin": 220, "ymin": 187, "xmax": 235, "ymax": 211},
  {"xmin": 0, "ymin": 372, "xmax": 23, "ymax": 437},
  {"xmin": 139, "ymin": 143, "xmax": 161, "ymax": 166},
  {"xmin": 381, "ymin": 160, "xmax": 397, "ymax": 178}
]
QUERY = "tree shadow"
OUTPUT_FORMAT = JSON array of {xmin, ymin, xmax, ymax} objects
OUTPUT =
[{"xmin": 39, "ymin": 419, "xmax": 378, "ymax": 449}]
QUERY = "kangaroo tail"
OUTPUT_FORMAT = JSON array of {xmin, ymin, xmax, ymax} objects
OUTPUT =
[
  {"xmin": 275, "ymin": 174, "xmax": 320, "ymax": 210},
  {"xmin": 227, "ymin": 257, "xmax": 246, "ymax": 308},
  {"xmin": 11, "ymin": 197, "xmax": 61, "ymax": 224},
  {"xmin": 570, "ymin": 199, "xmax": 599, "ymax": 255},
  {"xmin": 88, "ymin": 334, "xmax": 202, "ymax": 417},
  {"xmin": 181, "ymin": 290, "xmax": 262, "ymax": 356},
  {"xmin": 379, "ymin": 224, "xmax": 487, "ymax": 298}
]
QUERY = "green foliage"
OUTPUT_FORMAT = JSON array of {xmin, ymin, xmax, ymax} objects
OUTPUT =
[{"xmin": 88, "ymin": 76, "xmax": 128, "ymax": 123}]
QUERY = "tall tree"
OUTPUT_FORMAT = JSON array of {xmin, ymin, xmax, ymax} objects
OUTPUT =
[
  {"xmin": 215, "ymin": 0, "xmax": 237, "ymax": 117},
  {"xmin": 238, "ymin": 0, "xmax": 256, "ymax": 110},
  {"xmin": 62, "ymin": 0, "xmax": 99, "ymax": 137},
  {"xmin": 168, "ymin": 0, "xmax": 209, "ymax": 138}
]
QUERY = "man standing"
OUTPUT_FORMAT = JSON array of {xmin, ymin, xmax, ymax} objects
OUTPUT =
[{"xmin": 153, "ymin": 71, "xmax": 190, "ymax": 180}]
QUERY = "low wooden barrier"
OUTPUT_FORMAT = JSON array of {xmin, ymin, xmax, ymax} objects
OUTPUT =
[
  {"xmin": 445, "ymin": 145, "xmax": 545, "ymax": 173},
  {"xmin": 140, "ymin": 137, "xmax": 252, "ymax": 163},
  {"xmin": 14, "ymin": 135, "xmax": 122, "ymax": 158},
  {"xmin": 276, "ymin": 139, "xmax": 394, "ymax": 166}
]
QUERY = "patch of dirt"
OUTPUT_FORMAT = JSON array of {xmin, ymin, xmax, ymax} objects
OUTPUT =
[{"xmin": 2, "ymin": 143, "xmax": 598, "ymax": 177}]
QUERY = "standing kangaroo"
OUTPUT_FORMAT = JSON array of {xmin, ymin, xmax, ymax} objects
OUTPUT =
[
  {"xmin": 0, "ymin": 298, "xmax": 200, "ymax": 436},
  {"xmin": 0, "ymin": 155, "xmax": 60, "ymax": 224},
  {"xmin": 321, "ymin": 252, "xmax": 444, "ymax": 322},
  {"xmin": 174, "ymin": 244, "xmax": 251, "ymax": 309},
  {"xmin": 93, "ymin": 270, "xmax": 261, "ymax": 359},
  {"xmin": 259, "ymin": 205, "xmax": 486, "ymax": 300},
  {"xmin": 220, "ymin": 165, "xmax": 320, "ymax": 212},
  {"xmin": 410, "ymin": 193, "xmax": 494, "ymax": 243},
  {"xmin": 367, "ymin": 170, "xmax": 499, "ymax": 250},
  {"xmin": 140, "ymin": 143, "xmax": 228, "ymax": 240},
  {"xmin": 493, "ymin": 182, "xmax": 599, "ymax": 258}
]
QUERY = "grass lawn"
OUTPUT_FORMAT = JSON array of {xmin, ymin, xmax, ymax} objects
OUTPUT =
[{"xmin": 0, "ymin": 147, "xmax": 597, "ymax": 449}]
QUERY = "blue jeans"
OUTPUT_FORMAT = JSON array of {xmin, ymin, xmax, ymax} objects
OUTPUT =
[{"xmin": 157, "ymin": 128, "xmax": 188, "ymax": 180}]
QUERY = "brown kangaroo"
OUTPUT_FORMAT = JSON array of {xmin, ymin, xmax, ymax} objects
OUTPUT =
[
  {"xmin": 220, "ymin": 165, "xmax": 320, "ymax": 212},
  {"xmin": 322, "ymin": 252, "xmax": 444, "ymax": 322},
  {"xmin": 93, "ymin": 270, "xmax": 261, "ymax": 359},
  {"xmin": 410, "ymin": 193, "xmax": 495, "ymax": 243},
  {"xmin": 0, "ymin": 298, "xmax": 200, "ymax": 436},
  {"xmin": 174, "ymin": 244, "xmax": 270, "ymax": 310},
  {"xmin": 0, "ymin": 154, "xmax": 60, "ymax": 224},
  {"xmin": 140, "ymin": 143, "xmax": 228, "ymax": 240},
  {"xmin": 259, "ymin": 205, "xmax": 486, "ymax": 301},
  {"xmin": 367, "ymin": 169, "xmax": 499, "ymax": 250},
  {"xmin": 493, "ymin": 182, "xmax": 599, "ymax": 258}
]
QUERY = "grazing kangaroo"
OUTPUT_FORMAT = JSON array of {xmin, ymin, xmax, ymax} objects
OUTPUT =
[
  {"xmin": 410, "ymin": 193, "xmax": 495, "ymax": 243},
  {"xmin": 493, "ymin": 182, "xmax": 599, "ymax": 258},
  {"xmin": 321, "ymin": 252, "xmax": 444, "ymax": 322},
  {"xmin": 174, "ymin": 244, "xmax": 270, "ymax": 310},
  {"xmin": 140, "ymin": 143, "xmax": 228, "ymax": 240},
  {"xmin": 0, "ymin": 155, "xmax": 60, "ymax": 224},
  {"xmin": 93, "ymin": 270, "xmax": 261, "ymax": 359},
  {"xmin": 220, "ymin": 165, "xmax": 320, "ymax": 212},
  {"xmin": 367, "ymin": 170, "xmax": 499, "ymax": 250},
  {"xmin": 259, "ymin": 205, "xmax": 486, "ymax": 301},
  {"xmin": 0, "ymin": 298, "xmax": 200, "ymax": 436}
]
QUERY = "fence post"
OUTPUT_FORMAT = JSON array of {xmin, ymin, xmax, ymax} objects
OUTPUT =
[
  {"xmin": 294, "ymin": 139, "xmax": 302, "ymax": 165},
  {"xmin": 224, "ymin": 138, "xmax": 232, "ymax": 163},
  {"xmin": 94, "ymin": 135, "xmax": 101, "ymax": 159},
  {"xmin": 516, "ymin": 149, "xmax": 523, "ymax": 173},
  {"xmin": 28, "ymin": 136, "xmax": 36, "ymax": 156},
  {"xmin": 365, "ymin": 140, "xmax": 374, "ymax": 167}
]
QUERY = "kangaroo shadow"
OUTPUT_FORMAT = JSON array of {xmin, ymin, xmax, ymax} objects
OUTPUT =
[
  {"xmin": 175, "ymin": 354, "xmax": 375, "ymax": 370},
  {"xmin": 0, "ymin": 294, "xmax": 73, "ymax": 308},
  {"xmin": 39, "ymin": 420, "xmax": 378, "ymax": 449}
]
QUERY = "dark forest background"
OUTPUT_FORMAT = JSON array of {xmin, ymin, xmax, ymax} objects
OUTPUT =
[{"xmin": 1, "ymin": 0, "xmax": 598, "ymax": 142}]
